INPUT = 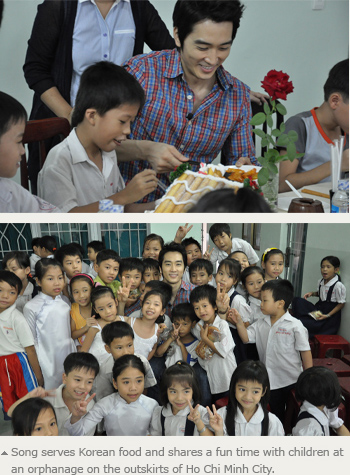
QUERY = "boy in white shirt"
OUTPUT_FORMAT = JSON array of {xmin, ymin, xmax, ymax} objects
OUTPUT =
[
  {"xmin": 231, "ymin": 279, "xmax": 312, "ymax": 423},
  {"xmin": 30, "ymin": 238, "xmax": 41, "ymax": 274},
  {"xmin": 87, "ymin": 241, "xmax": 105, "ymax": 279}
]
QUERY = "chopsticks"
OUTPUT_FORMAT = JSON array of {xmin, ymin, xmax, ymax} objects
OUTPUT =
[{"xmin": 301, "ymin": 189, "xmax": 330, "ymax": 199}]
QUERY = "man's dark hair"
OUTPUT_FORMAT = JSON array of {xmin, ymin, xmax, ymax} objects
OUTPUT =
[
  {"xmin": 189, "ymin": 258, "xmax": 213, "ymax": 277},
  {"xmin": 55, "ymin": 244, "xmax": 82, "ymax": 265},
  {"xmin": 324, "ymin": 59, "xmax": 349, "ymax": 102},
  {"xmin": 209, "ymin": 223, "xmax": 231, "ymax": 242},
  {"xmin": 261, "ymin": 279, "xmax": 294, "ymax": 310},
  {"xmin": 159, "ymin": 242, "xmax": 187, "ymax": 268},
  {"xmin": 95, "ymin": 249, "xmax": 121, "ymax": 266},
  {"xmin": 0, "ymin": 91, "xmax": 27, "ymax": 139},
  {"xmin": 119, "ymin": 257, "xmax": 144, "ymax": 275},
  {"xmin": 173, "ymin": 0, "xmax": 245, "ymax": 47},
  {"xmin": 71, "ymin": 61, "xmax": 145, "ymax": 128}
]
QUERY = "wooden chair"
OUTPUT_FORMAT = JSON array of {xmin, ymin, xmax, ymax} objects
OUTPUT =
[{"xmin": 21, "ymin": 117, "xmax": 71, "ymax": 190}]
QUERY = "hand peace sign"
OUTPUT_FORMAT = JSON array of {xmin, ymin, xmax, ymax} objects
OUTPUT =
[
  {"xmin": 117, "ymin": 276, "xmax": 134, "ymax": 303},
  {"xmin": 187, "ymin": 401, "xmax": 202, "ymax": 424},
  {"xmin": 206, "ymin": 404, "xmax": 223, "ymax": 435},
  {"xmin": 71, "ymin": 393, "xmax": 96, "ymax": 418},
  {"xmin": 203, "ymin": 246, "xmax": 214, "ymax": 260},
  {"xmin": 175, "ymin": 224, "xmax": 193, "ymax": 242}
]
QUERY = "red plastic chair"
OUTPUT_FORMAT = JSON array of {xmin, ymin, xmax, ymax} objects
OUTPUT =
[
  {"xmin": 314, "ymin": 334, "xmax": 350, "ymax": 358},
  {"xmin": 21, "ymin": 117, "xmax": 71, "ymax": 190},
  {"xmin": 312, "ymin": 358, "xmax": 350, "ymax": 377}
]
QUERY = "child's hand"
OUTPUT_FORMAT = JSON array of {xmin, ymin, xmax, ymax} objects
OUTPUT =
[
  {"xmin": 317, "ymin": 313, "xmax": 330, "ymax": 320},
  {"xmin": 125, "ymin": 170, "xmax": 158, "ymax": 202},
  {"xmin": 303, "ymin": 292, "xmax": 313, "ymax": 299},
  {"xmin": 187, "ymin": 401, "xmax": 202, "ymax": 425},
  {"xmin": 175, "ymin": 224, "xmax": 193, "ymax": 242},
  {"xmin": 117, "ymin": 276, "xmax": 134, "ymax": 303},
  {"xmin": 207, "ymin": 404, "xmax": 224, "ymax": 435},
  {"xmin": 71, "ymin": 393, "xmax": 96, "ymax": 419},
  {"xmin": 227, "ymin": 308, "xmax": 240, "ymax": 325},
  {"xmin": 86, "ymin": 316, "xmax": 97, "ymax": 328},
  {"xmin": 216, "ymin": 286, "xmax": 229, "ymax": 314},
  {"xmin": 200, "ymin": 324, "xmax": 209, "ymax": 342},
  {"xmin": 203, "ymin": 246, "xmax": 214, "ymax": 260},
  {"xmin": 29, "ymin": 387, "xmax": 56, "ymax": 399}
]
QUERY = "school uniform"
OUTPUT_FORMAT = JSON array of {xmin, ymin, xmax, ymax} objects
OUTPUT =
[
  {"xmin": 210, "ymin": 238, "xmax": 259, "ymax": 270},
  {"xmin": 44, "ymin": 383, "xmax": 95, "ymax": 435},
  {"xmin": 227, "ymin": 286, "xmax": 252, "ymax": 364},
  {"xmin": 213, "ymin": 404, "xmax": 284, "ymax": 436},
  {"xmin": 23, "ymin": 292, "xmax": 76, "ymax": 389},
  {"xmin": 292, "ymin": 401, "xmax": 344, "ymax": 436},
  {"xmin": 16, "ymin": 281, "xmax": 37, "ymax": 314},
  {"xmin": 65, "ymin": 393, "xmax": 158, "ymax": 436},
  {"xmin": 130, "ymin": 316, "xmax": 158, "ymax": 359},
  {"xmin": 0, "ymin": 304, "xmax": 38, "ymax": 411},
  {"xmin": 88, "ymin": 262, "xmax": 97, "ymax": 279},
  {"xmin": 165, "ymin": 338, "xmax": 199, "ymax": 368},
  {"xmin": 30, "ymin": 253, "xmax": 41, "ymax": 274},
  {"xmin": 93, "ymin": 353, "xmax": 157, "ymax": 401},
  {"xmin": 248, "ymin": 296, "xmax": 265, "ymax": 324},
  {"xmin": 150, "ymin": 403, "xmax": 209, "ymax": 436},
  {"xmin": 192, "ymin": 316, "xmax": 236, "ymax": 397},
  {"xmin": 88, "ymin": 322, "xmax": 110, "ymax": 364}
]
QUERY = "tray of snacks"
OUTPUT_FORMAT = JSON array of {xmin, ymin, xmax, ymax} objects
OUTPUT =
[{"xmin": 154, "ymin": 163, "xmax": 260, "ymax": 213}]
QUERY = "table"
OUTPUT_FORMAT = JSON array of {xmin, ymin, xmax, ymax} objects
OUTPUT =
[
  {"xmin": 278, "ymin": 182, "xmax": 332, "ymax": 213},
  {"xmin": 312, "ymin": 358, "xmax": 350, "ymax": 377}
]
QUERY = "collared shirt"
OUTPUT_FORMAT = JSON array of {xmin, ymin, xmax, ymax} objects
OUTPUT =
[
  {"xmin": 121, "ymin": 49, "xmax": 256, "ymax": 202},
  {"xmin": 246, "ymin": 311, "xmax": 310, "ymax": 390},
  {"xmin": 150, "ymin": 403, "xmax": 209, "ymax": 436},
  {"xmin": 247, "ymin": 295, "xmax": 265, "ymax": 324},
  {"xmin": 166, "ymin": 280, "xmax": 196, "ymax": 319},
  {"xmin": 0, "ymin": 303, "xmax": 34, "ymax": 356},
  {"xmin": 317, "ymin": 276, "xmax": 346, "ymax": 303},
  {"xmin": 45, "ymin": 383, "xmax": 95, "ymax": 436},
  {"xmin": 71, "ymin": 0, "xmax": 135, "ymax": 105},
  {"xmin": 165, "ymin": 337, "xmax": 199, "ymax": 368},
  {"xmin": 210, "ymin": 237, "xmax": 259, "ymax": 271},
  {"xmin": 93, "ymin": 276, "xmax": 121, "ymax": 297},
  {"xmin": 38, "ymin": 129, "xmax": 125, "ymax": 212},
  {"xmin": 292, "ymin": 401, "xmax": 344, "ymax": 436},
  {"xmin": 0, "ymin": 178, "xmax": 59, "ymax": 213}
]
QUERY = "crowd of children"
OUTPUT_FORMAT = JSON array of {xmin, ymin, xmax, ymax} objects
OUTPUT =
[{"xmin": 0, "ymin": 223, "xmax": 348, "ymax": 437}]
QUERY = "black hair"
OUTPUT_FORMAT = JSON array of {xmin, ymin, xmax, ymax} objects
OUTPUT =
[
  {"xmin": 261, "ymin": 279, "xmax": 294, "ymax": 310},
  {"xmin": 12, "ymin": 398, "xmax": 57, "ymax": 436},
  {"xmin": 102, "ymin": 320, "xmax": 134, "ymax": 346},
  {"xmin": 209, "ymin": 223, "xmax": 231, "ymax": 242},
  {"xmin": 142, "ymin": 289, "xmax": 167, "ymax": 323},
  {"xmin": 69, "ymin": 273, "xmax": 95, "ymax": 293},
  {"xmin": 34, "ymin": 258, "xmax": 64, "ymax": 282},
  {"xmin": 171, "ymin": 302, "xmax": 198, "ymax": 324},
  {"xmin": 0, "ymin": 270, "xmax": 22, "ymax": 294},
  {"xmin": 159, "ymin": 242, "xmax": 187, "ymax": 268},
  {"xmin": 112, "ymin": 354, "xmax": 145, "ymax": 382},
  {"xmin": 321, "ymin": 256, "xmax": 341, "ymax": 278},
  {"xmin": 240, "ymin": 266, "xmax": 265, "ymax": 288},
  {"xmin": 217, "ymin": 258, "xmax": 241, "ymax": 284},
  {"xmin": 189, "ymin": 258, "xmax": 213, "ymax": 277},
  {"xmin": 226, "ymin": 360, "xmax": 270, "ymax": 436},
  {"xmin": 173, "ymin": 0, "xmax": 244, "ymax": 47},
  {"xmin": 63, "ymin": 352, "xmax": 99, "ymax": 377},
  {"xmin": 142, "ymin": 234, "xmax": 164, "ymax": 253},
  {"xmin": 119, "ymin": 257, "xmax": 144, "ymax": 276},
  {"xmin": 0, "ymin": 91, "xmax": 27, "ymax": 139},
  {"xmin": 228, "ymin": 250, "xmax": 248, "ymax": 260},
  {"xmin": 143, "ymin": 280, "xmax": 172, "ymax": 305},
  {"xmin": 142, "ymin": 258, "xmax": 161, "ymax": 273},
  {"xmin": 324, "ymin": 59, "xmax": 349, "ymax": 102},
  {"xmin": 91, "ymin": 286, "xmax": 116, "ymax": 317},
  {"xmin": 2, "ymin": 251, "xmax": 30, "ymax": 270},
  {"xmin": 31, "ymin": 237, "xmax": 41, "ymax": 249},
  {"xmin": 39, "ymin": 236, "xmax": 57, "ymax": 254},
  {"xmin": 160, "ymin": 362, "xmax": 201, "ymax": 408},
  {"xmin": 189, "ymin": 188, "xmax": 273, "ymax": 214},
  {"xmin": 55, "ymin": 244, "xmax": 83, "ymax": 265},
  {"xmin": 87, "ymin": 240, "xmax": 106, "ymax": 253},
  {"xmin": 261, "ymin": 248, "xmax": 284, "ymax": 264},
  {"xmin": 71, "ymin": 61, "xmax": 145, "ymax": 128},
  {"xmin": 95, "ymin": 249, "xmax": 121, "ymax": 266},
  {"xmin": 182, "ymin": 237, "xmax": 202, "ymax": 252},
  {"xmin": 295, "ymin": 366, "xmax": 341, "ymax": 410},
  {"xmin": 190, "ymin": 284, "xmax": 217, "ymax": 308}
]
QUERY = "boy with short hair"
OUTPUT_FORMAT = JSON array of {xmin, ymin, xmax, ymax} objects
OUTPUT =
[
  {"xmin": 55, "ymin": 244, "xmax": 83, "ymax": 281},
  {"xmin": 119, "ymin": 257, "xmax": 144, "ymax": 317},
  {"xmin": 209, "ymin": 223, "xmax": 259, "ymax": 269},
  {"xmin": 142, "ymin": 258, "xmax": 161, "ymax": 284},
  {"xmin": 190, "ymin": 284, "xmax": 236, "ymax": 402},
  {"xmin": 189, "ymin": 259, "xmax": 214, "ymax": 287},
  {"xmin": 0, "ymin": 270, "xmax": 43, "ymax": 414},
  {"xmin": 93, "ymin": 321, "xmax": 156, "ymax": 402},
  {"xmin": 93, "ymin": 249, "xmax": 121, "ymax": 296},
  {"xmin": 30, "ymin": 238, "xmax": 41, "ymax": 274},
  {"xmin": 231, "ymin": 279, "xmax": 312, "ymax": 422},
  {"xmin": 0, "ymin": 92, "xmax": 59, "ymax": 213},
  {"xmin": 2, "ymin": 251, "xmax": 38, "ymax": 313},
  {"xmin": 38, "ymin": 61, "xmax": 158, "ymax": 212},
  {"xmin": 279, "ymin": 59, "xmax": 349, "ymax": 192},
  {"xmin": 87, "ymin": 240, "xmax": 106, "ymax": 278}
]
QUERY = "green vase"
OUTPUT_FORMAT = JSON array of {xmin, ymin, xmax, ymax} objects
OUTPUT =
[{"xmin": 261, "ymin": 173, "xmax": 279, "ymax": 211}]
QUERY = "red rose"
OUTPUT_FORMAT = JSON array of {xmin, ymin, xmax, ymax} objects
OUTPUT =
[{"xmin": 261, "ymin": 70, "xmax": 294, "ymax": 100}]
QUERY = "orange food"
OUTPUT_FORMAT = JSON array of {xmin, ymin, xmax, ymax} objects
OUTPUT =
[{"xmin": 226, "ymin": 167, "xmax": 258, "ymax": 183}]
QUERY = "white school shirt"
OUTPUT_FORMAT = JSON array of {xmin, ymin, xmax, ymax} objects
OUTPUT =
[
  {"xmin": 247, "ymin": 295, "xmax": 265, "ymax": 324},
  {"xmin": 227, "ymin": 286, "xmax": 252, "ymax": 327},
  {"xmin": 192, "ymin": 316, "xmax": 236, "ymax": 394},
  {"xmin": 0, "ymin": 303, "xmax": 34, "ymax": 356},
  {"xmin": 88, "ymin": 322, "xmax": 110, "ymax": 364},
  {"xmin": 214, "ymin": 405, "xmax": 284, "ymax": 436},
  {"xmin": 150, "ymin": 403, "xmax": 210, "ymax": 436},
  {"xmin": 37, "ymin": 129, "xmax": 125, "ymax": 212},
  {"xmin": 210, "ymin": 238, "xmax": 259, "ymax": 270},
  {"xmin": 15, "ymin": 282, "xmax": 34, "ymax": 314},
  {"xmin": 44, "ymin": 383, "xmax": 95, "ymax": 436},
  {"xmin": 23, "ymin": 292, "xmax": 76, "ymax": 389},
  {"xmin": 30, "ymin": 254, "xmax": 41, "ymax": 274},
  {"xmin": 317, "ymin": 276, "xmax": 346, "ymax": 303},
  {"xmin": 292, "ymin": 401, "xmax": 344, "ymax": 436},
  {"xmin": 0, "ymin": 178, "xmax": 60, "ymax": 213},
  {"xmin": 89, "ymin": 262, "xmax": 98, "ymax": 279},
  {"xmin": 130, "ymin": 316, "xmax": 158, "ymax": 359},
  {"xmin": 93, "ymin": 353, "xmax": 157, "ymax": 401},
  {"xmin": 65, "ymin": 393, "xmax": 158, "ymax": 436},
  {"xmin": 165, "ymin": 338, "xmax": 199, "ymax": 368},
  {"xmin": 246, "ymin": 312, "xmax": 310, "ymax": 390}
]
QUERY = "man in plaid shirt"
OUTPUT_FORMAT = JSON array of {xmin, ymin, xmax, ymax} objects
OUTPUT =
[{"xmin": 118, "ymin": 0, "xmax": 257, "ymax": 203}]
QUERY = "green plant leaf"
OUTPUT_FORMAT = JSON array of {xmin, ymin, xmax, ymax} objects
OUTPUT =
[
  {"xmin": 280, "ymin": 122, "xmax": 286, "ymax": 133},
  {"xmin": 287, "ymin": 141, "xmax": 297, "ymax": 158},
  {"xmin": 253, "ymin": 128, "xmax": 266, "ymax": 138},
  {"xmin": 250, "ymin": 113, "xmax": 266, "ymax": 126},
  {"xmin": 266, "ymin": 114, "xmax": 273, "ymax": 128},
  {"xmin": 276, "ymin": 134, "xmax": 289, "ymax": 147},
  {"xmin": 267, "ymin": 135, "xmax": 275, "ymax": 147},
  {"xmin": 287, "ymin": 130, "xmax": 298, "ymax": 142},
  {"xmin": 263, "ymin": 102, "xmax": 271, "ymax": 115},
  {"xmin": 258, "ymin": 156, "xmax": 268, "ymax": 167},
  {"xmin": 261, "ymin": 138, "xmax": 269, "ymax": 148},
  {"xmin": 271, "ymin": 128, "xmax": 281, "ymax": 137},
  {"xmin": 276, "ymin": 103, "xmax": 287, "ymax": 115},
  {"xmin": 296, "ymin": 153, "xmax": 304, "ymax": 159},
  {"xmin": 267, "ymin": 162, "xmax": 279, "ymax": 175},
  {"xmin": 258, "ymin": 167, "xmax": 269, "ymax": 186}
]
